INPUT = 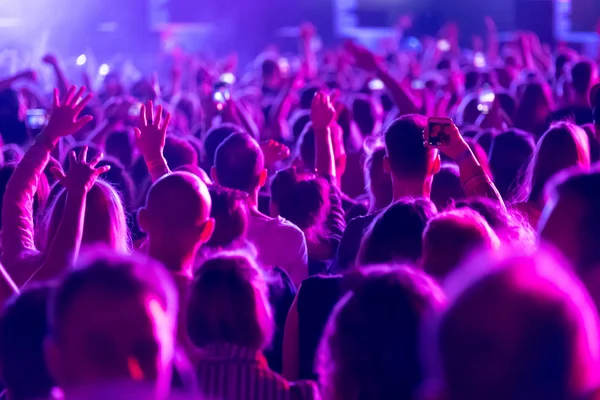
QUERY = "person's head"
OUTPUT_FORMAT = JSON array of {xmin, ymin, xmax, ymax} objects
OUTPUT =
[
  {"xmin": 163, "ymin": 136, "xmax": 198, "ymax": 170},
  {"xmin": 364, "ymin": 146, "xmax": 393, "ymax": 211},
  {"xmin": 105, "ymin": 130, "xmax": 134, "ymax": 169},
  {"xmin": 422, "ymin": 209, "xmax": 500, "ymax": 280},
  {"xmin": 570, "ymin": 60, "xmax": 598, "ymax": 98},
  {"xmin": 0, "ymin": 89, "xmax": 27, "ymax": 146},
  {"xmin": 351, "ymin": 94, "xmax": 383, "ymax": 137},
  {"xmin": 358, "ymin": 198, "xmax": 437, "ymax": 266},
  {"xmin": 514, "ymin": 81, "xmax": 554, "ymax": 137},
  {"xmin": 201, "ymin": 123, "xmax": 243, "ymax": 171},
  {"xmin": 270, "ymin": 168, "xmax": 330, "ymax": 237},
  {"xmin": 45, "ymin": 179, "xmax": 129, "ymax": 254},
  {"xmin": 213, "ymin": 132, "xmax": 267, "ymax": 199},
  {"xmin": 187, "ymin": 253, "xmax": 273, "ymax": 351},
  {"xmin": 96, "ymin": 157, "xmax": 135, "ymax": 212},
  {"xmin": 489, "ymin": 129, "xmax": 536, "ymax": 200},
  {"xmin": 138, "ymin": 172, "xmax": 214, "ymax": 260},
  {"xmin": 428, "ymin": 248, "xmax": 600, "ymax": 400},
  {"xmin": 0, "ymin": 285, "xmax": 54, "ymax": 400},
  {"xmin": 518, "ymin": 122, "xmax": 590, "ymax": 205},
  {"xmin": 261, "ymin": 58, "xmax": 282, "ymax": 90},
  {"xmin": 431, "ymin": 164, "xmax": 464, "ymax": 211},
  {"xmin": 205, "ymin": 185, "xmax": 248, "ymax": 250},
  {"xmin": 383, "ymin": 115, "xmax": 440, "ymax": 196},
  {"xmin": 540, "ymin": 168, "xmax": 600, "ymax": 310},
  {"xmin": 46, "ymin": 250, "xmax": 178, "ymax": 397},
  {"xmin": 318, "ymin": 266, "xmax": 445, "ymax": 400}
]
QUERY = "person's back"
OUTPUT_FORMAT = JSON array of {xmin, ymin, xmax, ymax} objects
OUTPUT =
[
  {"xmin": 213, "ymin": 132, "xmax": 307, "ymax": 286},
  {"xmin": 427, "ymin": 248, "xmax": 600, "ymax": 400}
]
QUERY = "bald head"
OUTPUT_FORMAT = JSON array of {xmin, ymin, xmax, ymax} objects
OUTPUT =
[
  {"xmin": 430, "ymin": 249, "xmax": 600, "ymax": 400},
  {"xmin": 141, "ymin": 172, "xmax": 212, "ymax": 245}
]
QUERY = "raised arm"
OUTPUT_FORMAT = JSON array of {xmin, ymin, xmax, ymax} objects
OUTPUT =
[
  {"xmin": 1, "ymin": 86, "xmax": 93, "ymax": 286},
  {"xmin": 485, "ymin": 17, "xmax": 499, "ymax": 63},
  {"xmin": 311, "ymin": 91, "xmax": 337, "ymax": 178},
  {"xmin": 299, "ymin": 23, "xmax": 318, "ymax": 80},
  {"xmin": 134, "ymin": 101, "xmax": 172, "ymax": 182},
  {"xmin": 345, "ymin": 41, "xmax": 421, "ymax": 114},
  {"xmin": 33, "ymin": 148, "xmax": 110, "ymax": 282},
  {"xmin": 43, "ymin": 54, "xmax": 71, "ymax": 98},
  {"xmin": 0, "ymin": 70, "xmax": 37, "ymax": 92}
]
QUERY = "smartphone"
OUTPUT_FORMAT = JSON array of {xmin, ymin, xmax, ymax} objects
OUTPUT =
[
  {"xmin": 426, "ymin": 117, "xmax": 452, "ymax": 147},
  {"xmin": 477, "ymin": 89, "xmax": 495, "ymax": 114},
  {"xmin": 25, "ymin": 109, "xmax": 48, "ymax": 130},
  {"xmin": 368, "ymin": 79, "xmax": 384, "ymax": 91}
]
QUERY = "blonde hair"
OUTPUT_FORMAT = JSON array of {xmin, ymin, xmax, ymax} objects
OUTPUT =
[{"xmin": 44, "ymin": 179, "xmax": 130, "ymax": 254}]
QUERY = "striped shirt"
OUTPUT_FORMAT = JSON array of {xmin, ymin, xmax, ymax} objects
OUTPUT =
[{"xmin": 196, "ymin": 343, "xmax": 319, "ymax": 400}]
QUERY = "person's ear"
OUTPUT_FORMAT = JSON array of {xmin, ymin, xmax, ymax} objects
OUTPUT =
[
  {"xmin": 44, "ymin": 337, "xmax": 65, "ymax": 386},
  {"xmin": 198, "ymin": 218, "xmax": 215, "ymax": 243},
  {"xmin": 137, "ymin": 208, "xmax": 150, "ymax": 234},
  {"xmin": 210, "ymin": 166, "xmax": 219, "ymax": 184},
  {"xmin": 258, "ymin": 169, "xmax": 268, "ymax": 188},
  {"xmin": 383, "ymin": 155, "xmax": 391, "ymax": 174}
]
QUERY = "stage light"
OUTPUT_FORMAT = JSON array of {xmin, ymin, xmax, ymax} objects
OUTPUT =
[
  {"xmin": 219, "ymin": 72, "xmax": 236, "ymax": 85},
  {"xmin": 99, "ymin": 63, "xmax": 110, "ymax": 76},
  {"xmin": 474, "ymin": 52, "xmax": 486, "ymax": 68},
  {"xmin": 76, "ymin": 54, "xmax": 87, "ymax": 66}
]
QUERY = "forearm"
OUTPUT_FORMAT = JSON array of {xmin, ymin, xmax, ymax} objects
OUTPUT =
[
  {"xmin": 35, "ymin": 192, "xmax": 86, "ymax": 282},
  {"xmin": 0, "ymin": 75, "xmax": 19, "ymax": 91},
  {"xmin": 314, "ymin": 127, "xmax": 336, "ymax": 178},
  {"xmin": 376, "ymin": 65, "xmax": 421, "ymax": 114},
  {"xmin": 457, "ymin": 149, "xmax": 505, "ymax": 208},
  {"xmin": 145, "ymin": 155, "xmax": 171, "ymax": 182},
  {"xmin": 301, "ymin": 41, "xmax": 317, "ymax": 80}
]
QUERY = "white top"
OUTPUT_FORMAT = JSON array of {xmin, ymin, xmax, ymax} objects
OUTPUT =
[{"xmin": 247, "ymin": 213, "xmax": 308, "ymax": 287}]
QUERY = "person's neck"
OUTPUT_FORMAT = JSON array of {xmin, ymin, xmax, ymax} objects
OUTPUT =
[
  {"xmin": 246, "ymin": 188, "xmax": 266, "ymax": 217},
  {"xmin": 148, "ymin": 238, "xmax": 197, "ymax": 275},
  {"xmin": 370, "ymin": 194, "xmax": 391, "ymax": 213},
  {"xmin": 391, "ymin": 177, "xmax": 430, "ymax": 202}
]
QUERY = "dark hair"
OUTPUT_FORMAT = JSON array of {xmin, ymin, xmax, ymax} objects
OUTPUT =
[
  {"xmin": 571, "ymin": 60, "xmax": 596, "ymax": 95},
  {"xmin": 202, "ymin": 123, "xmax": 244, "ymax": 171},
  {"xmin": 384, "ymin": 115, "xmax": 432, "ymax": 179},
  {"xmin": 290, "ymin": 111, "xmax": 311, "ymax": 142},
  {"xmin": 0, "ymin": 285, "xmax": 54, "ymax": 400},
  {"xmin": 489, "ymin": 129, "xmax": 535, "ymax": 200},
  {"xmin": 49, "ymin": 250, "xmax": 176, "ymax": 342},
  {"xmin": 358, "ymin": 198, "xmax": 436, "ymax": 265},
  {"xmin": 514, "ymin": 81, "xmax": 553, "ymax": 137},
  {"xmin": 271, "ymin": 168, "xmax": 330, "ymax": 234},
  {"xmin": 299, "ymin": 85, "xmax": 323, "ymax": 110},
  {"xmin": 318, "ymin": 266, "xmax": 444, "ymax": 400},
  {"xmin": 352, "ymin": 95, "xmax": 378, "ymax": 137},
  {"xmin": 188, "ymin": 253, "xmax": 273, "ymax": 350},
  {"xmin": 431, "ymin": 164, "xmax": 464, "ymax": 211},
  {"xmin": 105, "ymin": 130, "xmax": 134, "ymax": 169},
  {"xmin": 215, "ymin": 132, "xmax": 264, "ymax": 193},
  {"xmin": 164, "ymin": 136, "xmax": 198, "ymax": 170},
  {"xmin": 207, "ymin": 186, "xmax": 248, "ymax": 249},
  {"xmin": 261, "ymin": 59, "xmax": 280, "ymax": 80},
  {"xmin": 299, "ymin": 124, "xmax": 316, "ymax": 170}
]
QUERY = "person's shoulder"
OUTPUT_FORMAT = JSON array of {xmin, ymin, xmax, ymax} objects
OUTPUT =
[
  {"xmin": 299, "ymin": 275, "xmax": 343, "ymax": 296},
  {"xmin": 273, "ymin": 216, "xmax": 305, "ymax": 239}
]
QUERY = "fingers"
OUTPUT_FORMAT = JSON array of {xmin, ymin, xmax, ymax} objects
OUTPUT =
[
  {"xmin": 73, "ymin": 93, "xmax": 93, "ymax": 116},
  {"xmin": 79, "ymin": 146, "xmax": 88, "ymax": 163},
  {"xmin": 68, "ymin": 151, "xmax": 77, "ymax": 168},
  {"xmin": 160, "ymin": 112, "xmax": 171, "ymax": 134},
  {"xmin": 133, "ymin": 127, "xmax": 142, "ymax": 142},
  {"xmin": 63, "ymin": 86, "xmax": 76, "ymax": 106},
  {"xmin": 139, "ymin": 104, "xmax": 147, "ymax": 127},
  {"xmin": 50, "ymin": 167, "xmax": 66, "ymax": 183},
  {"xmin": 96, "ymin": 165, "xmax": 111, "ymax": 175},
  {"xmin": 69, "ymin": 87, "xmax": 85, "ymax": 107},
  {"xmin": 73, "ymin": 115, "xmax": 94, "ymax": 132},
  {"xmin": 145, "ymin": 100, "xmax": 154, "ymax": 125},
  {"xmin": 154, "ymin": 104, "xmax": 163, "ymax": 127},
  {"xmin": 53, "ymin": 88, "xmax": 60, "ymax": 108},
  {"xmin": 88, "ymin": 152, "xmax": 104, "ymax": 168}
]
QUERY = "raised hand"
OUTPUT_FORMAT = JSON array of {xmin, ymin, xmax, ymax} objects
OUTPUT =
[
  {"xmin": 44, "ymin": 86, "xmax": 93, "ymax": 142},
  {"xmin": 261, "ymin": 140, "xmax": 291, "ymax": 168},
  {"xmin": 344, "ymin": 41, "xmax": 381, "ymax": 73},
  {"xmin": 310, "ymin": 91, "xmax": 337, "ymax": 131},
  {"xmin": 42, "ymin": 53, "xmax": 59, "ymax": 66},
  {"xmin": 425, "ymin": 119, "xmax": 470, "ymax": 160},
  {"xmin": 134, "ymin": 100, "xmax": 171, "ymax": 161},
  {"xmin": 50, "ymin": 146, "xmax": 110, "ymax": 196},
  {"xmin": 17, "ymin": 69, "xmax": 37, "ymax": 82}
]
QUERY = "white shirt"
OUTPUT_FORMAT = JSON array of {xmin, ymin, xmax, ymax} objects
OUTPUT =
[{"xmin": 246, "ymin": 213, "xmax": 308, "ymax": 287}]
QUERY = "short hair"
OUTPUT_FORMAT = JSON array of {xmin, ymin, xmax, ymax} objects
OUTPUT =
[
  {"xmin": 261, "ymin": 58, "xmax": 280, "ymax": 80},
  {"xmin": 187, "ymin": 253, "xmax": 273, "ymax": 350},
  {"xmin": 352, "ymin": 95, "xmax": 378, "ymax": 137},
  {"xmin": 163, "ymin": 136, "xmax": 198, "ymax": 170},
  {"xmin": 202, "ymin": 123, "xmax": 244, "ymax": 171},
  {"xmin": 49, "ymin": 250, "xmax": 178, "ymax": 342},
  {"xmin": 431, "ymin": 164, "xmax": 464, "ymax": 211},
  {"xmin": 214, "ymin": 132, "xmax": 265, "ymax": 193},
  {"xmin": 318, "ymin": 266, "xmax": 445, "ymax": 400},
  {"xmin": 358, "ymin": 198, "xmax": 437, "ymax": 266},
  {"xmin": 432, "ymin": 248, "xmax": 600, "ymax": 400},
  {"xmin": 206, "ymin": 185, "xmax": 248, "ymax": 249},
  {"xmin": 0, "ymin": 285, "xmax": 54, "ymax": 400},
  {"xmin": 571, "ymin": 60, "xmax": 596, "ymax": 95},
  {"xmin": 422, "ymin": 209, "xmax": 500, "ymax": 280},
  {"xmin": 384, "ymin": 115, "xmax": 433, "ymax": 179}
]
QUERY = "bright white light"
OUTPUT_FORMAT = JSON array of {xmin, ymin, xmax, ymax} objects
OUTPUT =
[
  {"xmin": 437, "ymin": 39, "xmax": 450, "ymax": 52},
  {"xmin": 99, "ymin": 64, "xmax": 110, "ymax": 76},
  {"xmin": 220, "ymin": 72, "xmax": 236, "ymax": 85},
  {"xmin": 474, "ymin": 52, "xmax": 486, "ymax": 68},
  {"xmin": 76, "ymin": 54, "xmax": 87, "ymax": 66},
  {"xmin": 368, "ymin": 79, "xmax": 384, "ymax": 91}
]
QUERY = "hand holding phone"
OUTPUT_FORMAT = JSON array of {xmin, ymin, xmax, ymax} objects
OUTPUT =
[{"xmin": 425, "ymin": 117, "xmax": 452, "ymax": 147}]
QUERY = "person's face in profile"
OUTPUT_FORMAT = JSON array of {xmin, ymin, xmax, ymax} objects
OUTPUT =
[{"xmin": 49, "ymin": 291, "xmax": 174, "ymax": 397}]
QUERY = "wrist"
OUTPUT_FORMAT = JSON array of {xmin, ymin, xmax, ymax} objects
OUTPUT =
[{"xmin": 37, "ymin": 131, "xmax": 59, "ymax": 149}]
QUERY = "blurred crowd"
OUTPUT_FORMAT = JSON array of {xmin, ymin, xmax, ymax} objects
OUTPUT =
[{"xmin": 0, "ymin": 16, "xmax": 599, "ymax": 400}]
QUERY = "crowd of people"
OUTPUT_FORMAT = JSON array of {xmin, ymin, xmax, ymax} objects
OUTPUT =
[{"xmin": 0, "ymin": 16, "xmax": 599, "ymax": 400}]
